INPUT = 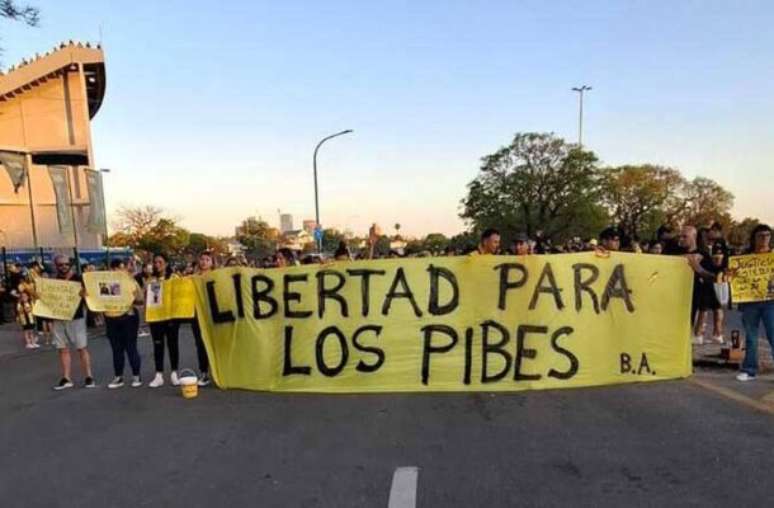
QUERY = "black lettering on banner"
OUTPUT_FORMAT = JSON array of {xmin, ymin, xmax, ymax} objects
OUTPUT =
[
  {"xmin": 601, "ymin": 264, "xmax": 635, "ymax": 312},
  {"xmin": 316, "ymin": 270, "xmax": 349, "ymax": 318},
  {"xmin": 206, "ymin": 280, "xmax": 235, "ymax": 323},
  {"xmin": 514, "ymin": 324, "xmax": 546, "ymax": 381},
  {"xmin": 572, "ymin": 263, "xmax": 600, "ymax": 314},
  {"xmin": 283, "ymin": 274, "xmax": 313, "ymax": 318},
  {"xmin": 315, "ymin": 326, "xmax": 349, "ymax": 377},
  {"xmin": 427, "ymin": 265, "xmax": 460, "ymax": 316},
  {"xmin": 251, "ymin": 275, "xmax": 278, "ymax": 319},
  {"xmin": 463, "ymin": 327, "xmax": 473, "ymax": 385},
  {"xmin": 620, "ymin": 353, "xmax": 632, "ymax": 373},
  {"xmin": 495, "ymin": 263, "xmax": 528, "ymax": 310},
  {"xmin": 547, "ymin": 326, "xmax": 579, "ymax": 380},
  {"xmin": 346, "ymin": 268, "xmax": 386, "ymax": 317},
  {"xmin": 232, "ymin": 273, "xmax": 245, "ymax": 318},
  {"xmin": 352, "ymin": 325, "xmax": 385, "ymax": 373},
  {"xmin": 382, "ymin": 267, "xmax": 423, "ymax": 317},
  {"xmin": 283, "ymin": 326, "xmax": 311, "ymax": 376},
  {"xmin": 420, "ymin": 324, "xmax": 458, "ymax": 385},
  {"xmin": 528, "ymin": 263, "xmax": 564, "ymax": 311},
  {"xmin": 481, "ymin": 320, "xmax": 513, "ymax": 383},
  {"xmin": 637, "ymin": 353, "xmax": 651, "ymax": 375}
]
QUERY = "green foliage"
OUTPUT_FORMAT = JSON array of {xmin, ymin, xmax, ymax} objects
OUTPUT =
[
  {"xmin": 321, "ymin": 228, "xmax": 346, "ymax": 253},
  {"xmin": 235, "ymin": 216, "xmax": 277, "ymax": 260},
  {"xmin": 461, "ymin": 132, "xmax": 604, "ymax": 243}
]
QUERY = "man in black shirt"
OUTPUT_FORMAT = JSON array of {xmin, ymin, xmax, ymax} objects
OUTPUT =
[{"xmin": 678, "ymin": 226, "xmax": 717, "ymax": 345}]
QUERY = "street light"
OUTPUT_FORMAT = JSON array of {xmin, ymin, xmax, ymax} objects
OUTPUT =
[
  {"xmin": 313, "ymin": 129, "xmax": 353, "ymax": 253},
  {"xmin": 571, "ymin": 85, "xmax": 592, "ymax": 147},
  {"xmin": 99, "ymin": 168, "xmax": 111, "ymax": 266}
]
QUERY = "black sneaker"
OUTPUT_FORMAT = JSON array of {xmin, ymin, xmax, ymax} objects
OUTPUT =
[
  {"xmin": 197, "ymin": 372, "xmax": 211, "ymax": 387},
  {"xmin": 84, "ymin": 376, "xmax": 97, "ymax": 388},
  {"xmin": 53, "ymin": 378, "xmax": 74, "ymax": 391}
]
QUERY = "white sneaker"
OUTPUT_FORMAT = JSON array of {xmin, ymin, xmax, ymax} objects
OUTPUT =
[
  {"xmin": 170, "ymin": 371, "xmax": 180, "ymax": 386},
  {"xmin": 107, "ymin": 376, "xmax": 124, "ymax": 389},
  {"xmin": 692, "ymin": 334, "xmax": 704, "ymax": 345},
  {"xmin": 25, "ymin": 344, "xmax": 35, "ymax": 349},
  {"xmin": 32, "ymin": 343, "xmax": 41, "ymax": 348},
  {"xmin": 148, "ymin": 372, "xmax": 164, "ymax": 388},
  {"xmin": 736, "ymin": 372, "xmax": 756, "ymax": 382},
  {"xmin": 131, "ymin": 376, "xmax": 142, "ymax": 388},
  {"xmin": 712, "ymin": 335, "xmax": 725, "ymax": 344}
]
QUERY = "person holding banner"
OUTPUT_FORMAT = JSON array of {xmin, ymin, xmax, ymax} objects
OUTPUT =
[
  {"xmin": 148, "ymin": 254, "xmax": 181, "ymax": 388},
  {"xmin": 471, "ymin": 228, "xmax": 501, "ymax": 255},
  {"xmin": 50, "ymin": 255, "xmax": 95, "ymax": 390},
  {"xmin": 104, "ymin": 259, "xmax": 144, "ymax": 389},
  {"xmin": 189, "ymin": 251, "xmax": 214, "ymax": 387},
  {"xmin": 736, "ymin": 224, "xmax": 774, "ymax": 382}
]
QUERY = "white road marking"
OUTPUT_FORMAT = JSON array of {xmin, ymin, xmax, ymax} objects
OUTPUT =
[{"xmin": 388, "ymin": 466, "xmax": 419, "ymax": 508}]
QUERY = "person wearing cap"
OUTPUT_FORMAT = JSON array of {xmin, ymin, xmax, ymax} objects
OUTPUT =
[{"xmin": 511, "ymin": 233, "xmax": 531, "ymax": 256}]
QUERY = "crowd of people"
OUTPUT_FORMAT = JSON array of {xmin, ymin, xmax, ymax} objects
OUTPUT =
[{"xmin": 1, "ymin": 220, "xmax": 773, "ymax": 388}]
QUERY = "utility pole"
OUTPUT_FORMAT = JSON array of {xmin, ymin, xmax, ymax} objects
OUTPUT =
[
  {"xmin": 571, "ymin": 85, "xmax": 592, "ymax": 147},
  {"xmin": 313, "ymin": 129, "xmax": 353, "ymax": 253}
]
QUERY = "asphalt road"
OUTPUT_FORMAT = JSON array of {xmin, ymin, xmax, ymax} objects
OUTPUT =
[{"xmin": 1, "ymin": 324, "xmax": 773, "ymax": 508}]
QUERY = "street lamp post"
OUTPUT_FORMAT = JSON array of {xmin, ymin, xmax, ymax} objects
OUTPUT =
[
  {"xmin": 99, "ymin": 168, "xmax": 111, "ymax": 266},
  {"xmin": 313, "ymin": 129, "xmax": 353, "ymax": 253},
  {"xmin": 571, "ymin": 85, "xmax": 592, "ymax": 147}
]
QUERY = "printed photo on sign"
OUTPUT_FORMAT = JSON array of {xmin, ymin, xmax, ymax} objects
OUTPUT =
[
  {"xmin": 98, "ymin": 282, "xmax": 122, "ymax": 297},
  {"xmin": 147, "ymin": 282, "xmax": 163, "ymax": 307}
]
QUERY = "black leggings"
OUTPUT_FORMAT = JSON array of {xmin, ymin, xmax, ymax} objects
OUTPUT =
[
  {"xmin": 190, "ymin": 316, "xmax": 209, "ymax": 374},
  {"xmin": 106, "ymin": 313, "xmax": 141, "ymax": 377},
  {"xmin": 149, "ymin": 320, "xmax": 179, "ymax": 373}
]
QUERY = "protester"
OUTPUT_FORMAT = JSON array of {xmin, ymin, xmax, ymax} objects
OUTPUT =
[
  {"xmin": 649, "ymin": 241, "xmax": 664, "ymax": 255},
  {"xmin": 473, "ymin": 228, "xmax": 500, "ymax": 255},
  {"xmin": 512, "ymin": 233, "xmax": 531, "ymax": 256},
  {"xmin": 16, "ymin": 291, "xmax": 38, "ymax": 349},
  {"xmin": 599, "ymin": 227, "xmax": 622, "ymax": 252},
  {"xmin": 694, "ymin": 243, "xmax": 727, "ymax": 344},
  {"xmin": 334, "ymin": 241, "xmax": 352, "ymax": 261},
  {"xmin": 148, "ymin": 253, "xmax": 181, "ymax": 388},
  {"xmin": 50, "ymin": 255, "xmax": 95, "ymax": 390},
  {"xmin": 275, "ymin": 248, "xmax": 298, "ymax": 267},
  {"xmin": 678, "ymin": 225, "xmax": 719, "ymax": 344},
  {"xmin": 103, "ymin": 259, "xmax": 144, "ymax": 389},
  {"xmin": 190, "ymin": 251, "xmax": 213, "ymax": 387},
  {"xmin": 736, "ymin": 224, "xmax": 774, "ymax": 382}
]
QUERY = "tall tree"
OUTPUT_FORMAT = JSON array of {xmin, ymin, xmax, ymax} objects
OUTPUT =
[
  {"xmin": 461, "ymin": 132, "xmax": 605, "ymax": 242},
  {"xmin": 109, "ymin": 206, "xmax": 189, "ymax": 258},
  {"xmin": 673, "ymin": 177, "xmax": 734, "ymax": 228},
  {"xmin": 601, "ymin": 165, "xmax": 686, "ymax": 240},
  {"xmin": 235, "ymin": 216, "xmax": 278, "ymax": 259}
]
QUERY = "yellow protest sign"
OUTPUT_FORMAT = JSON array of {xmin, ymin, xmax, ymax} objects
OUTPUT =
[
  {"xmin": 145, "ymin": 277, "xmax": 196, "ymax": 322},
  {"xmin": 83, "ymin": 271, "xmax": 136, "ymax": 313},
  {"xmin": 32, "ymin": 278, "xmax": 83, "ymax": 320},
  {"xmin": 193, "ymin": 253, "xmax": 693, "ymax": 393},
  {"xmin": 729, "ymin": 253, "xmax": 774, "ymax": 303}
]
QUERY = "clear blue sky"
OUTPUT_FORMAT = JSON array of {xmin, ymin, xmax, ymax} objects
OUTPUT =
[{"xmin": 4, "ymin": 0, "xmax": 773, "ymax": 237}]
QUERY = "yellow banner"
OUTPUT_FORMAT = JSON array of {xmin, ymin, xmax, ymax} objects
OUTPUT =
[
  {"xmin": 145, "ymin": 277, "xmax": 196, "ymax": 322},
  {"xmin": 729, "ymin": 253, "xmax": 774, "ymax": 303},
  {"xmin": 83, "ymin": 271, "xmax": 136, "ymax": 313},
  {"xmin": 192, "ymin": 253, "xmax": 693, "ymax": 393},
  {"xmin": 32, "ymin": 278, "xmax": 83, "ymax": 320}
]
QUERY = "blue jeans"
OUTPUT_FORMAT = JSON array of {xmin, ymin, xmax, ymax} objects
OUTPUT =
[{"xmin": 740, "ymin": 301, "xmax": 774, "ymax": 376}]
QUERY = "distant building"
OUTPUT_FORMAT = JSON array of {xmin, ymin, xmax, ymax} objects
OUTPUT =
[
  {"xmin": 302, "ymin": 219, "xmax": 317, "ymax": 234},
  {"xmin": 280, "ymin": 213, "xmax": 294, "ymax": 233}
]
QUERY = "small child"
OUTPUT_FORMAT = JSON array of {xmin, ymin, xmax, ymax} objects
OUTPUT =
[{"xmin": 16, "ymin": 292, "xmax": 39, "ymax": 349}]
